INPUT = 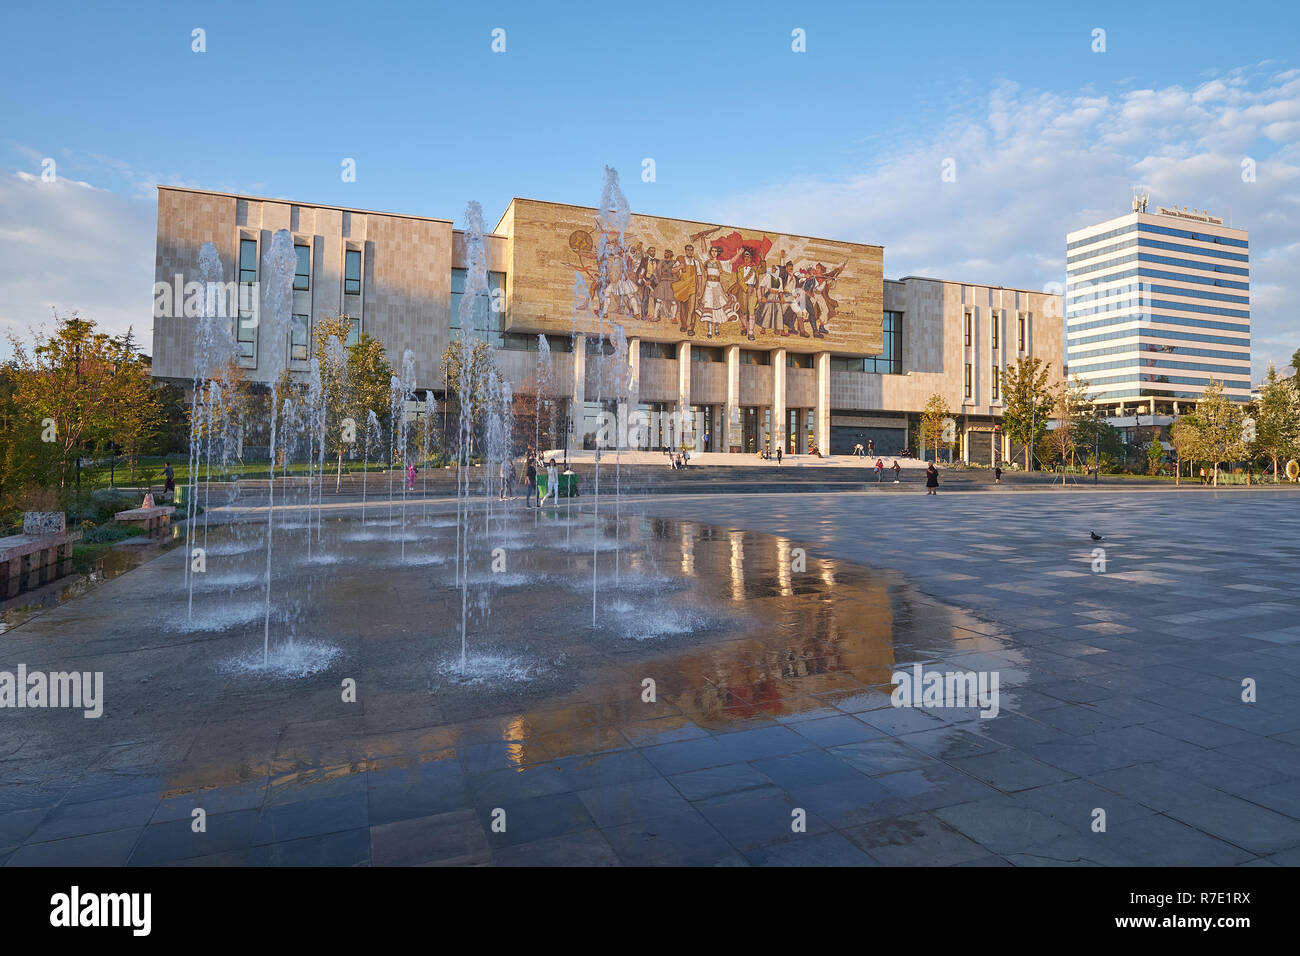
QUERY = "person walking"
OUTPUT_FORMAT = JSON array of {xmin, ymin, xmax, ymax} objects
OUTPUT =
[
  {"xmin": 891, "ymin": 459, "xmax": 901, "ymax": 483},
  {"xmin": 776, "ymin": 445, "xmax": 782, "ymax": 467},
  {"xmin": 994, "ymin": 464, "xmax": 1002, "ymax": 484},
  {"xmin": 525, "ymin": 457, "xmax": 538, "ymax": 508},
  {"xmin": 875, "ymin": 458, "xmax": 884, "ymax": 482},
  {"xmin": 163, "ymin": 460, "xmax": 175, "ymax": 500},
  {"xmin": 1199, "ymin": 466, "xmax": 1208, "ymax": 486},
  {"xmin": 925, "ymin": 462, "xmax": 939, "ymax": 495},
  {"xmin": 406, "ymin": 463, "xmax": 417, "ymax": 491},
  {"xmin": 867, "ymin": 438, "xmax": 874, "ymax": 457},
  {"xmin": 541, "ymin": 458, "xmax": 559, "ymax": 505}
]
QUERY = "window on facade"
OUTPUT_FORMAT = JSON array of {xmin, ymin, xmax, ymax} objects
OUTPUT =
[
  {"xmin": 964, "ymin": 363, "xmax": 972, "ymax": 399},
  {"xmin": 449, "ymin": 268, "xmax": 507, "ymax": 339},
  {"xmin": 861, "ymin": 311, "xmax": 902, "ymax": 374},
  {"xmin": 238, "ymin": 238, "xmax": 257, "ymax": 285},
  {"xmin": 639, "ymin": 341, "xmax": 675, "ymax": 360},
  {"xmin": 344, "ymin": 316, "xmax": 360, "ymax": 347},
  {"xmin": 291, "ymin": 314, "xmax": 309, "ymax": 361},
  {"xmin": 294, "ymin": 245, "xmax": 310, "ymax": 291},
  {"xmin": 786, "ymin": 353, "xmax": 813, "ymax": 368},
  {"xmin": 964, "ymin": 312, "xmax": 972, "ymax": 347},
  {"xmin": 991, "ymin": 313, "xmax": 999, "ymax": 349},
  {"xmin": 991, "ymin": 366, "xmax": 1000, "ymax": 400},
  {"xmin": 1017, "ymin": 314, "xmax": 1027, "ymax": 351},
  {"xmin": 237, "ymin": 311, "xmax": 257, "ymax": 359},
  {"xmin": 740, "ymin": 349, "xmax": 770, "ymax": 366},
  {"xmin": 344, "ymin": 249, "xmax": 362, "ymax": 295},
  {"xmin": 691, "ymin": 346, "xmax": 723, "ymax": 362}
]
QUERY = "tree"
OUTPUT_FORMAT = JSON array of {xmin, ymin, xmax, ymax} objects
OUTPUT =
[
  {"xmin": 441, "ymin": 336, "xmax": 498, "ymax": 456},
  {"xmin": 311, "ymin": 315, "xmax": 354, "ymax": 487},
  {"xmin": 346, "ymin": 332, "xmax": 396, "ymax": 459},
  {"xmin": 106, "ymin": 330, "xmax": 163, "ymax": 479},
  {"xmin": 1250, "ymin": 364, "xmax": 1300, "ymax": 481},
  {"xmin": 1168, "ymin": 414, "xmax": 1202, "ymax": 486},
  {"xmin": 1193, "ymin": 380, "xmax": 1247, "ymax": 486},
  {"xmin": 1146, "ymin": 432, "xmax": 1166, "ymax": 476},
  {"xmin": 5, "ymin": 313, "xmax": 146, "ymax": 487},
  {"xmin": 1001, "ymin": 357, "xmax": 1055, "ymax": 471},
  {"xmin": 919, "ymin": 393, "xmax": 952, "ymax": 463}
]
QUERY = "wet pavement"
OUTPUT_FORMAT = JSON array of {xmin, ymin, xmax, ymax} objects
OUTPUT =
[{"xmin": 2, "ymin": 487, "xmax": 1299, "ymax": 866}]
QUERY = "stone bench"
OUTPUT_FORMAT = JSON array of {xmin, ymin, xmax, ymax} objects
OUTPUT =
[
  {"xmin": 114, "ymin": 506, "xmax": 176, "ymax": 536},
  {"xmin": 0, "ymin": 527, "xmax": 83, "ymax": 598}
]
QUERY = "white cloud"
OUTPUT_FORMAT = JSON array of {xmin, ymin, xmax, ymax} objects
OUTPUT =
[
  {"xmin": 703, "ymin": 66, "xmax": 1300, "ymax": 379},
  {"xmin": 0, "ymin": 170, "xmax": 155, "ymax": 352}
]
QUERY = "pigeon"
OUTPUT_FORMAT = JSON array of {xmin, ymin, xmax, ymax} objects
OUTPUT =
[{"xmin": 1090, "ymin": 531, "xmax": 1104, "ymax": 541}]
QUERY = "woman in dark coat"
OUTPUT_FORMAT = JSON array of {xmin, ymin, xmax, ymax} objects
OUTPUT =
[{"xmin": 925, "ymin": 462, "xmax": 939, "ymax": 495}]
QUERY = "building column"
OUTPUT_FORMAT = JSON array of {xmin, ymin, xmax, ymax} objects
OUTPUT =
[
  {"xmin": 571, "ymin": 333, "xmax": 586, "ymax": 449},
  {"xmin": 677, "ymin": 341, "xmax": 691, "ymax": 451},
  {"xmin": 625, "ymin": 337, "xmax": 640, "ymax": 449},
  {"xmin": 725, "ymin": 344, "xmax": 740, "ymax": 453},
  {"xmin": 772, "ymin": 347, "xmax": 787, "ymax": 454},
  {"xmin": 815, "ymin": 351, "xmax": 830, "ymax": 455}
]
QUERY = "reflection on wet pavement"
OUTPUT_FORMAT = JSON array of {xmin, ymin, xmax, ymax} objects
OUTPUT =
[{"xmin": 4, "ymin": 491, "xmax": 1298, "ymax": 866}]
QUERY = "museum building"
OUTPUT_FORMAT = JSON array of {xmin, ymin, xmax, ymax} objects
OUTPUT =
[{"xmin": 151, "ymin": 186, "xmax": 1064, "ymax": 462}]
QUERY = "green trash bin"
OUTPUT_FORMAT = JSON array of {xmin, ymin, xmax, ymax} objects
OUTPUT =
[
  {"xmin": 175, "ymin": 485, "xmax": 187, "ymax": 507},
  {"xmin": 537, "ymin": 472, "xmax": 579, "ymax": 500}
]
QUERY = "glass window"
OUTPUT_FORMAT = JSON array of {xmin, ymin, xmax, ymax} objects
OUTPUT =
[
  {"xmin": 294, "ymin": 245, "xmax": 310, "ymax": 291},
  {"xmin": 640, "ymin": 341, "xmax": 675, "ymax": 360},
  {"xmin": 691, "ymin": 346, "xmax": 723, "ymax": 362},
  {"xmin": 992, "ymin": 366, "xmax": 1000, "ymax": 400},
  {"xmin": 449, "ymin": 268, "xmax": 507, "ymax": 341},
  {"xmin": 991, "ymin": 313, "xmax": 999, "ymax": 349},
  {"xmin": 344, "ymin": 249, "xmax": 362, "ymax": 295},
  {"xmin": 863, "ymin": 311, "xmax": 902, "ymax": 374},
  {"xmin": 237, "ymin": 311, "xmax": 257, "ymax": 359},
  {"xmin": 344, "ymin": 316, "xmax": 360, "ymax": 347},
  {"xmin": 239, "ymin": 238, "xmax": 257, "ymax": 285},
  {"xmin": 1017, "ymin": 314, "xmax": 1027, "ymax": 351},
  {"xmin": 786, "ymin": 353, "xmax": 812, "ymax": 368},
  {"xmin": 291, "ymin": 314, "xmax": 309, "ymax": 361},
  {"xmin": 964, "ymin": 311, "xmax": 972, "ymax": 347},
  {"xmin": 964, "ymin": 363, "xmax": 972, "ymax": 398},
  {"xmin": 740, "ymin": 349, "xmax": 770, "ymax": 366}
]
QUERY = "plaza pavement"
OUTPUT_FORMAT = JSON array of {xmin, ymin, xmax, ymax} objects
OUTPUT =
[{"xmin": 1, "ymin": 486, "xmax": 1298, "ymax": 866}]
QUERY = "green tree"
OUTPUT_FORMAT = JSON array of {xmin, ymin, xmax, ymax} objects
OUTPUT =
[
  {"xmin": 1168, "ymin": 414, "xmax": 1202, "ymax": 486},
  {"xmin": 1250, "ymin": 364, "xmax": 1300, "ymax": 481},
  {"xmin": 1193, "ymin": 380, "xmax": 1247, "ymax": 486},
  {"xmin": 919, "ymin": 393, "xmax": 952, "ymax": 463},
  {"xmin": 441, "ymin": 336, "xmax": 498, "ymax": 456},
  {"xmin": 1001, "ymin": 357, "xmax": 1055, "ymax": 471},
  {"xmin": 312, "ymin": 315, "xmax": 354, "ymax": 487},
  {"xmin": 5, "ymin": 314, "xmax": 141, "ymax": 487},
  {"xmin": 346, "ymin": 332, "xmax": 396, "ymax": 455},
  {"xmin": 1146, "ymin": 432, "xmax": 1166, "ymax": 476}
]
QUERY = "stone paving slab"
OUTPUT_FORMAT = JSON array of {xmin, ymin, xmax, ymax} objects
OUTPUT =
[{"xmin": 1, "ymin": 488, "xmax": 1298, "ymax": 865}]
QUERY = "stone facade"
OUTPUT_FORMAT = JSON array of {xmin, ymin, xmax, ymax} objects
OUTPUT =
[{"xmin": 151, "ymin": 187, "xmax": 1063, "ymax": 460}]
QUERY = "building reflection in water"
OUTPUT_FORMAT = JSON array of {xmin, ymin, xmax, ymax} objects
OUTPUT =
[{"xmin": 162, "ymin": 515, "xmax": 908, "ymax": 793}]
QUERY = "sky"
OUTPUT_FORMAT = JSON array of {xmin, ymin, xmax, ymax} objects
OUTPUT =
[{"xmin": 1, "ymin": 0, "xmax": 1297, "ymax": 377}]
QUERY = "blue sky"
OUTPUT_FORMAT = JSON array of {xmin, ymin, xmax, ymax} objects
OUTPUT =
[{"xmin": 2, "ymin": 0, "xmax": 1297, "ymax": 374}]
